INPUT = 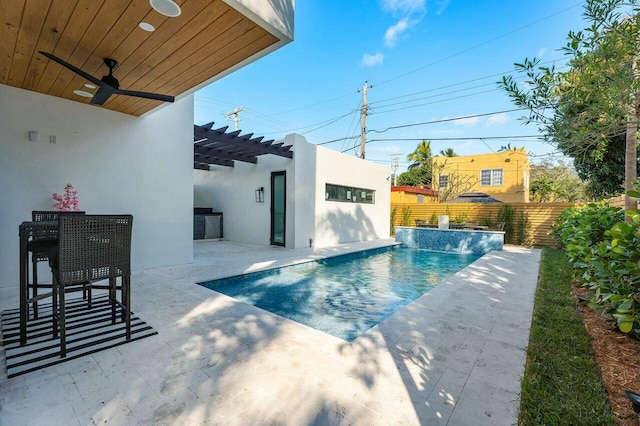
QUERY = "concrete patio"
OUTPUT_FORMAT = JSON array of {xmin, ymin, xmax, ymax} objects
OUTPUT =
[{"xmin": 0, "ymin": 240, "xmax": 540, "ymax": 425}]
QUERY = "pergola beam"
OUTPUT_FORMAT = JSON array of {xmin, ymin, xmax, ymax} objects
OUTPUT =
[{"xmin": 193, "ymin": 122, "xmax": 293, "ymax": 168}]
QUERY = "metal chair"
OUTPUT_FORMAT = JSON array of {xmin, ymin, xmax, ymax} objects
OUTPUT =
[
  {"xmin": 492, "ymin": 222, "xmax": 506, "ymax": 231},
  {"xmin": 50, "ymin": 214, "xmax": 133, "ymax": 357},
  {"xmin": 27, "ymin": 210, "xmax": 84, "ymax": 319}
]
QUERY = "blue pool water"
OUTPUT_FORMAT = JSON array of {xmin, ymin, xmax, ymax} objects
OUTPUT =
[{"xmin": 199, "ymin": 246, "xmax": 480, "ymax": 341}]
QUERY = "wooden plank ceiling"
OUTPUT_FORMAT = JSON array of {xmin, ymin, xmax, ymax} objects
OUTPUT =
[{"xmin": 0, "ymin": 0, "xmax": 279, "ymax": 116}]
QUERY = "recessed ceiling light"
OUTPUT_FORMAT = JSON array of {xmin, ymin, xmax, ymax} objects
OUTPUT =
[
  {"xmin": 84, "ymin": 83, "xmax": 96, "ymax": 89},
  {"xmin": 73, "ymin": 89, "xmax": 94, "ymax": 98},
  {"xmin": 139, "ymin": 22, "xmax": 155, "ymax": 32},
  {"xmin": 149, "ymin": 0, "xmax": 181, "ymax": 17}
]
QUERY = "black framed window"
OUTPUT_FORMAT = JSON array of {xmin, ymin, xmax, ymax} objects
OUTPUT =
[{"xmin": 325, "ymin": 184, "xmax": 375, "ymax": 204}]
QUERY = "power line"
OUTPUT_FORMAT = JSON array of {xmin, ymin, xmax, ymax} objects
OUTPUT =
[
  {"xmin": 368, "ymin": 135, "xmax": 542, "ymax": 142},
  {"xmin": 195, "ymin": 3, "xmax": 582, "ymax": 142},
  {"xmin": 368, "ymin": 108, "xmax": 527, "ymax": 134},
  {"xmin": 317, "ymin": 135, "xmax": 361, "ymax": 146},
  {"xmin": 371, "ymin": 89, "xmax": 500, "ymax": 115},
  {"xmin": 374, "ymin": 2, "xmax": 584, "ymax": 87},
  {"xmin": 340, "ymin": 135, "xmax": 542, "ymax": 153},
  {"xmin": 369, "ymin": 59, "xmax": 569, "ymax": 108}
]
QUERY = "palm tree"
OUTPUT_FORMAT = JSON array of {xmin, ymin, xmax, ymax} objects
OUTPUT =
[
  {"xmin": 407, "ymin": 140, "xmax": 432, "ymax": 170},
  {"xmin": 498, "ymin": 143, "xmax": 514, "ymax": 152},
  {"xmin": 439, "ymin": 147, "xmax": 458, "ymax": 157}
]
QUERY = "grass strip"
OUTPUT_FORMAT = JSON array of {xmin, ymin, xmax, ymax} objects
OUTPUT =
[{"xmin": 518, "ymin": 247, "xmax": 614, "ymax": 426}]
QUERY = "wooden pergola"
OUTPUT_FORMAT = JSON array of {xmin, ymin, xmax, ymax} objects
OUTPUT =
[{"xmin": 193, "ymin": 123, "xmax": 293, "ymax": 170}]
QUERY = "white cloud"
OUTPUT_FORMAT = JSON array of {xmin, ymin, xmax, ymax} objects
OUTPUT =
[
  {"xmin": 381, "ymin": 0, "xmax": 426, "ymax": 47},
  {"xmin": 385, "ymin": 18, "xmax": 410, "ymax": 47},
  {"xmin": 456, "ymin": 141, "xmax": 475, "ymax": 150},
  {"xmin": 362, "ymin": 52, "xmax": 384, "ymax": 67},
  {"xmin": 381, "ymin": 0, "xmax": 426, "ymax": 14},
  {"xmin": 486, "ymin": 113, "xmax": 508, "ymax": 126},
  {"xmin": 453, "ymin": 116, "xmax": 480, "ymax": 126},
  {"xmin": 369, "ymin": 145, "xmax": 401, "ymax": 154},
  {"xmin": 537, "ymin": 48, "xmax": 548, "ymax": 58},
  {"xmin": 435, "ymin": 0, "xmax": 450, "ymax": 14},
  {"xmin": 430, "ymin": 129, "xmax": 456, "ymax": 135}
]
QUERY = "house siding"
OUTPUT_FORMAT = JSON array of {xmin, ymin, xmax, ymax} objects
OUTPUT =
[{"xmin": 432, "ymin": 149, "xmax": 530, "ymax": 203}]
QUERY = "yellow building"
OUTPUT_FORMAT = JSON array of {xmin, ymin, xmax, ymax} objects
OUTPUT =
[
  {"xmin": 391, "ymin": 186, "xmax": 439, "ymax": 203},
  {"xmin": 432, "ymin": 149, "xmax": 530, "ymax": 203}
]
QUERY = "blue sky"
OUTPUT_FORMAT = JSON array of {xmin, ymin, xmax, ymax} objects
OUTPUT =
[{"xmin": 195, "ymin": 0, "xmax": 588, "ymax": 173}]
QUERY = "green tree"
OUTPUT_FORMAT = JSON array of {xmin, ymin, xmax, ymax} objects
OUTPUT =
[
  {"xmin": 501, "ymin": 0, "xmax": 640, "ymax": 205},
  {"xmin": 407, "ymin": 140, "xmax": 432, "ymax": 170},
  {"xmin": 396, "ymin": 166, "xmax": 431, "ymax": 186},
  {"xmin": 530, "ymin": 159, "xmax": 589, "ymax": 202},
  {"xmin": 438, "ymin": 147, "xmax": 458, "ymax": 157}
]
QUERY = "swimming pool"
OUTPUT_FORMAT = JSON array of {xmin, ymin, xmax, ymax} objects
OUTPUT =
[{"xmin": 198, "ymin": 246, "xmax": 480, "ymax": 341}]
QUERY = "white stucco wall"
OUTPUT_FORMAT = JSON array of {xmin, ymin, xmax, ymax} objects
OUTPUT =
[
  {"xmin": 314, "ymin": 145, "xmax": 391, "ymax": 248},
  {"xmin": 194, "ymin": 152, "xmax": 294, "ymax": 247},
  {"xmin": 193, "ymin": 133, "xmax": 391, "ymax": 250},
  {"xmin": 0, "ymin": 84, "xmax": 194, "ymax": 290}
]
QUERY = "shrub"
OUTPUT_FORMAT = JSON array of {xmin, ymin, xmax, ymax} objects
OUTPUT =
[
  {"xmin": 429, "ymin": 212, "xmax": 438, "ymax": 224},
  {"xmin": 549, "ymin": 202, "xmax": 623, "ymax": 260},
  {"xmin": 517, "ymin": 211, "xmax": 530, "ymax": 246},
  {"xmin": 453, "ymin": 212, "xmax": 468, "ymax": 224},
  {"xmin": 551, "ymin": 197, "xmax": 639, "ymax": 336},
  {"xmin": 478, "ymin": 212, "xmax": 493, "ymax": 227},
  {"xmin": 497, "ymin": 204, "xmax": 516, "ymax": 242},
  {"xmin": 390, "ymin": 206, "xmax": 398, "ymax": 235},
  {"xmin": 401, "ymin": 206, "xmax": 412, "ymax": 226}
]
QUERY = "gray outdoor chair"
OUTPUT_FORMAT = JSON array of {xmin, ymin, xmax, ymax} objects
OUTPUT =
[
  {"xmin": 27, "ymin": 210, "xmax": 85, "ymax": 319},
  {"xmin": 49, "ymin": 214, "xmax": 133, "ymax": 357}
]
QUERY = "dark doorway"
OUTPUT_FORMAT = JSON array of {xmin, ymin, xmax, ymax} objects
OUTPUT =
[{"xmin": 270, "ymin": 171, "xmax": 286, "ymax": 246}]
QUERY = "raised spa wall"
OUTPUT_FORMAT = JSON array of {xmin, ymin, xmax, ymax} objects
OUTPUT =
[{"xmin": 395, "ymin": 226, "xmax": 504, "ymax": 255}]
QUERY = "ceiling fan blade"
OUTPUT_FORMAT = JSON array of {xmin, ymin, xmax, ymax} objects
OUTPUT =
[
  {"xmin": 115, "ymin": 89, "xmax": 175, "ymax": 103},
  {"xmin": 90, "ymin": 86, "xmax": 115, "ymax": 105},
  {"xmin": 39, "ymin": 51, "xmax": 103, "ymax": 87}
]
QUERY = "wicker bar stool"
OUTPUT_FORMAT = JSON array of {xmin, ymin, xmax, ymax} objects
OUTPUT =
[
  {"xmin": 28, "ymin": 210, "xmax": 84, "ymax": 319},
  {"xmin": 50, "ymin": 214, "xmax": 133, "ymax": 357}
]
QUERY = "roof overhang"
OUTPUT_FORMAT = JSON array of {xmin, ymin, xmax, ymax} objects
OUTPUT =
[
  {"xmin": 0, "ymin": 0, "xmax": 294, "ymax": 117},
  {"xmin": 194, "ymin": 123, "xmax": 293, "ymax": 169}
]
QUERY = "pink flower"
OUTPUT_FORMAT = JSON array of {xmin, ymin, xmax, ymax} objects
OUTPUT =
[{"xmin": 52, "ymin": 183, "xmax": 80, "ymax": 211}]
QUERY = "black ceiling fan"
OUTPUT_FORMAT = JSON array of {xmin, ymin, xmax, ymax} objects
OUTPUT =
[{"xmin": 39, "ymin": 51, "xmax": 175, "ymax": 105}]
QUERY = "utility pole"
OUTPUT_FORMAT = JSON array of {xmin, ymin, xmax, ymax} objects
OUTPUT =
[
  {"xmin": 358, "ymin": 81, "xmax": 373, "ymax": 159},
  {"xmin": 225, "ymin": 107, "xmax": 244, "ymax": 131},
  {"xmin": 390, "ymin": 153, "xmax": 399, "ymax": 185}
]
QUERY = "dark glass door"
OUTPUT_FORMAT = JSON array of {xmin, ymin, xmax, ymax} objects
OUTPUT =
[{"xmin": 270, "ymin": 171, "xmax": 286, "ymax": 246}]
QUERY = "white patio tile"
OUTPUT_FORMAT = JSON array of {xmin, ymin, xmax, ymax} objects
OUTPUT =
[{"xmin": 0, "ymin": 240, "xmax": 540, "ymax": 425}]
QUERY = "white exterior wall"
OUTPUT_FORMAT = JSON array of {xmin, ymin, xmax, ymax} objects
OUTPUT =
[
  {"xmin": 0, "ymin": 84, "xmax": 194, "ymax": 290},
  {"xmin": 193, "ymin": 134, "xmax": 391, "ymax": 249},
  {"xmin": 194, "ymin": 153, "xmax": 293, "ymax": 246},
  {"xmin": 313, "ymin": 145, "xmax": 391, "ymax": 248}
]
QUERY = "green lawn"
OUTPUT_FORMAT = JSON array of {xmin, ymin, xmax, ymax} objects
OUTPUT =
[{"xmin": 518, "ymin": 247, "xmax": 614, "ymax": 425}]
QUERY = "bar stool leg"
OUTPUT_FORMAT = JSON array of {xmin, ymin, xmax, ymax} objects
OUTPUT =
[
  {"xmin": 110, "ymin": 277, "xmax": 116, "ymax": 325},
  {"xmin": 124, "ymin": 276, "xmax": 131, "ymax": 341},
  {"xmin": 59, "ymin": 283, "xmax": 66, "ymax": 358},
  {"xmin": 31, "ymin": 256, "xmax": 39, "ymax": 319},
  {"xmin": 52, "ymin": 277, "xmax": 58, "ymax": 338}
]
